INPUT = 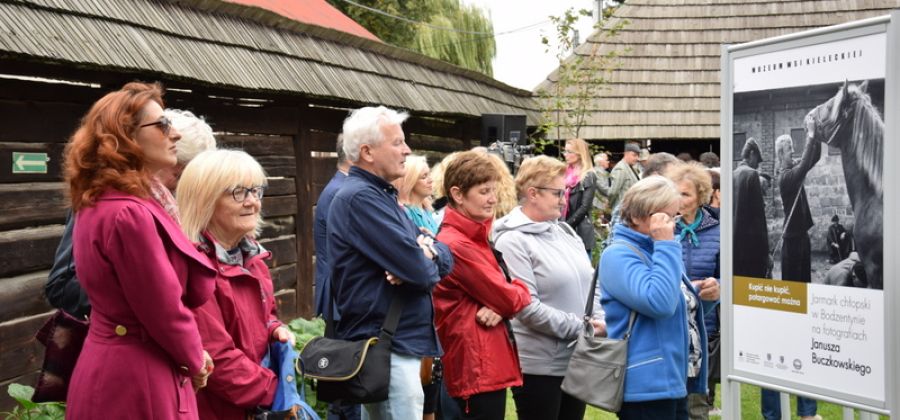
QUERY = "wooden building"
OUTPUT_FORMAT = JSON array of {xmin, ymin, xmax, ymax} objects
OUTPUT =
[
  {"xmin": 536, "ymin": 0, "xmax": 900, "ymax": 158},
  {"xmin": 0, "ymin": 0, "xmax": 538, "ymax": 406}
]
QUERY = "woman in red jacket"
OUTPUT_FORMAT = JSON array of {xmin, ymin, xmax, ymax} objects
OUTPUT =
[
  {"xmin": 64, "ymin": 82, "xmax": 216, "ymax": 419},
  {"xmin": 434, "ymin": 150, "xmax": 532, "ymax": 419},
  {"xmin": 176, "ymin": 149, "xmax": 294, "ymax": 420}
]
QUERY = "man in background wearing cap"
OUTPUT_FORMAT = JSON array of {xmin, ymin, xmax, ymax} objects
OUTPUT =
[
  {"xmin": 608, "ymin": 142, "xmax": 642, "ymax": 210},
  {"xmin": 732, "ymin": 137, "xmax": 769, "ymax": 279}
]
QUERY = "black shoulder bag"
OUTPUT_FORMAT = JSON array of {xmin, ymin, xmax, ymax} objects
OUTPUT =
[{"xmin": 300, "ymin": 290, "xmax": 407, "ymax": 404}]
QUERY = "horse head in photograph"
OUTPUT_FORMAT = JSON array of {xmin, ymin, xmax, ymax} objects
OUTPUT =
[{"xmin": 805, "ymin": 80, "xmax": 883, "ymax": 289}]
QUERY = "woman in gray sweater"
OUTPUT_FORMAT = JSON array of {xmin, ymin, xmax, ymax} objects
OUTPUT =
[{"xmin": 493, "ymin": 155, "xmax": 605, "ymax": 420}]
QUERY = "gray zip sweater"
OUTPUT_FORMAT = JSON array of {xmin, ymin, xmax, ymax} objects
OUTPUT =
[{"xmin": 493, "ymin": 207, "xmax": 603, "ymax": 376}]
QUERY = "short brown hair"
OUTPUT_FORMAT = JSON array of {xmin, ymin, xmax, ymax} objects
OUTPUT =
[
  {"xmin": 515, "ymin": 156, "xmax": 565, "ymax": 201},
  {"xmin": 443, "ymin": 151, "xmax": 501, "ymax": 208}
]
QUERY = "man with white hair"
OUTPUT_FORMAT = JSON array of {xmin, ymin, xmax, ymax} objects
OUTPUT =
[{"xmin": 327, "ymin": 106, "xmax": 453, "ymax": 419}]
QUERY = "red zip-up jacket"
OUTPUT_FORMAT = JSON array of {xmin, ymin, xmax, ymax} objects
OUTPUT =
[
  {"xmin": 193, "ymin": 233, "xmax": 283, "ymax": 420},
  {"xmin": 434, "ymin": 207, "xmax": 532, "ymax": 399}
]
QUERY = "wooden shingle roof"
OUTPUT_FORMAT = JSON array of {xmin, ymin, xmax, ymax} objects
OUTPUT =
[
  {"xmin": 535, "ymin": 0, "xmax": 900, "ymax": 141},
  {"xmin": 0, "ymin": 0, "xmax": 539, "ymax": 121}
]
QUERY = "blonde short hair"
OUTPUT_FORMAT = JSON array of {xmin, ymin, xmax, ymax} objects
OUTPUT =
[
  {"xmin": 566, "ymin": 138, "xmax": 594, "ymax": 179},
  {"xmin": 392, "ymin": 154, "xmax": 429, "ymax": 205},
  {"xmin": 619, "ymin": 176, "xmax": 681, "ymax": 228},
  {"xmin": 483, "ymin": 152, "xmax": 517, "ymax": 218},
  {"xmin": 515, "ymin": 155, "xmax": 566, "ymax": 201},
  {"xmin": 667, "ymin": 162, "xmax": 713, "ymax": 206},
  {"xmin": 431, "ymin": 152, "xmax": 459, "ymax": 199},
  {"xmin": 177, "ymin": 149, "xmax": 268, "ymax": 242}
]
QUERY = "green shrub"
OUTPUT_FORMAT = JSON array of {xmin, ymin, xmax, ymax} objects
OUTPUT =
[{"xmin": 2, "ymin": 384, "xmax": 65, "ymax": 420}]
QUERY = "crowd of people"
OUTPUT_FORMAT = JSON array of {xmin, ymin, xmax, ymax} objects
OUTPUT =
[{"xmin": 45, "ymin": 83, "xmax": 817, "ymax": 420}]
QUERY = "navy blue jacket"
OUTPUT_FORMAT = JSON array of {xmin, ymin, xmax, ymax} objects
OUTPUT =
[
  {"xmin": 327, "ymin": 166, "xmax": 453, "ymax": 357},
  {"xmin": 675, "ymin": 206, "xmax": 721, "ymax": 333},
  {"xmin": 313, "ymin": 170, "xmax": 346, "ymax": 317}
]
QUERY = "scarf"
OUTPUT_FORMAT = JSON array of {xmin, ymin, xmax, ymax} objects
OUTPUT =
[
  {"xmin": 562, "ymin": 164, "xmax": 581, "ymax": 218},
  {"xmin": 149, "ymin": 175, "xmax": 180, "ymax": 224},
  {"xmin": 676, "ymin": 208, "xmax": 703, "ymax": 247}
]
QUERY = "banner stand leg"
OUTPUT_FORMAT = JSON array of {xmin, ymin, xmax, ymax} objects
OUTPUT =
[
  {"xmin": 723, "ymin": 377, "xmax": 741, "ymax": 419},
  {"xmin": 780, "ymin": 392, "xmax": 790, "ymax": 420},
  {"xmin": 842, "ymin": 406, "xmax": 854, "ymax": 420}
]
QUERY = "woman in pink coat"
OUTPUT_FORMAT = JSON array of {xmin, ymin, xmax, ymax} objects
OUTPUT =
[
  {"xmin": 64, "ymin": 82, "xmax": 217, "ymax": 419},
  {"xmin": 176, "ymin": 149, "xmax": 294, "ymax": 419}
]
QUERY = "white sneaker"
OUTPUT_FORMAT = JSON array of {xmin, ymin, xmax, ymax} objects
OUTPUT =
[{"xmin": 708, "ymin": 408, "xmax": 722, "ymax": 416}]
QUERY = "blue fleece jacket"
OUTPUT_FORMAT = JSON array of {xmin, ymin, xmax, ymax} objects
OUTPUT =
[{"xmin": 599, "ymin": 225, "xmax": 714, "ymax": 402}]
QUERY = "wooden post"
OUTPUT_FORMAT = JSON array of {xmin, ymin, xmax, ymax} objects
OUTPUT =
[{"xmin": 294, "ymin": 104, "xmax": 314, "ymax": 318}]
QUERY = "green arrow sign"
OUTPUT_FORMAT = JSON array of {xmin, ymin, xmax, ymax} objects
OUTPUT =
[{"xmin": 12, "ymin": 152, "xmax": 49, "ymax": 174}]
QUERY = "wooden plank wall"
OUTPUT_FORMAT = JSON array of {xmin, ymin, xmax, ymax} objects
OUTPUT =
[{"xmin": 0, "ymin": 77, "xmax": 481, "ymax": 410}]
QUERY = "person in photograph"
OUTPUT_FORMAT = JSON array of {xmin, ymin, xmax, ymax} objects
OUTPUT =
[
  {"xmin": 762, "ymin": 122, "xmax": 822, "ymax": 420},
  {"xmin": 608, "ymin": 143, "xmax": 642, "ymax": 210},
  {"xmin": 826, "ymin": 214, "xmax": 853, "ymax": 264},
  {"xmin": 434, "ymin": 151, "xmax": 532, "ymax": 419},
  {"xmin": 176, "ymin": 149, "xmax": 294, "ymax": 420},
  {"xmin": 669, "ymin": 163, "xmax": 721, "ymax": 420},
  {"xmin": 732, "ymin": 138, "xmax": 768, "ymax": 278},
  {"xmin": 562, "ymin": 138, "xmax": 598, "ymax": 255},
  {"xmin": 600, "ymin": 176, "xmax": 716, "ymax": 420},
  {"xmin": 64, "ymin": 82, "xmax": 216, "ymax": 419},
  {"xmin": 493, "ymin": 156, "xmax": 605, "ymax": 420},
  {"xmin": 776, "ymin": 120, "xmax": 822, "ymax": 283},
  {"xmin": 328, "ymin": 106, "xmax": 454, "ymax": 420}
]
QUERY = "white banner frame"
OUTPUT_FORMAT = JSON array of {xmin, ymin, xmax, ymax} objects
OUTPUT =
[{"xmin": 720, "ymin": 12, "xmax": 899, "ymax": 418}]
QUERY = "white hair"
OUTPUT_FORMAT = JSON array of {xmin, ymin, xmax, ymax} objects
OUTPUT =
[
  {"xmin": 164, "ymin": 109, "xmax": 217, "ymax": 165},
  {"xmin": 341, "ymin": 106, "xmax": 408, "ymax": 162}
]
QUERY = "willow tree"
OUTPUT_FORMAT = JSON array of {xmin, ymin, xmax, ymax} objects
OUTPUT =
[{"xmin": 328, "ymin": 0, "xmax": 495, "ymax": 75}]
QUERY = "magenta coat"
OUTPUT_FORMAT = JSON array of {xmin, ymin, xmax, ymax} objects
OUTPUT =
[
  {"xmin": 194, "ymin": 233, "xmax": 282, "ymax": 420},
  {"xmin": 66, "ymin": 191, "xmax": 217, "ymax": 420}
]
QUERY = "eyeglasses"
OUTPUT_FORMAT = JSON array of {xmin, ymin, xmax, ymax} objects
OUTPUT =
[
  {"xmin": 138, "ymin": 116, "xmax": 173, "ymax": 136},
  {"xmin": 535, "ymin": 186, "xmax": 566, "ymax": 199},
  {"xmin": 229, "ymin": 185, "xmax": 266, "ymax": 202},
  {"xmin": 563, "ymin": 150, "xmax": 576, "ymax": 155}
]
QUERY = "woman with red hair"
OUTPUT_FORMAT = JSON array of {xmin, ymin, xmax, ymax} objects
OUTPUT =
[{"xmin": 64, "ymin": 82, "xmax": 217, "ymax": 419}]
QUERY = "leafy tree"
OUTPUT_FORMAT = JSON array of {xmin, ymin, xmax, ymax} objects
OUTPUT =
[
  {"xmin": 534, "ymin": 5, "xmax": 629, "ymax": 147},
  {"xmin": 328, "ymin": 0, "xmax": 495, "ymax": 75}
]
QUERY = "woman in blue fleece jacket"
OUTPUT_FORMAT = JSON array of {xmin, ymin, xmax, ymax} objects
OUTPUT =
[{"xmin": 599, "ymin": 176, "xmax": 718, "ymax": 420}]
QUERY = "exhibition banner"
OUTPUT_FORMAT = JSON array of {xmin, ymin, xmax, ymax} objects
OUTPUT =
[{"xmin": 728, "ymin": 27, "xmax": 888, "ymax": 408}]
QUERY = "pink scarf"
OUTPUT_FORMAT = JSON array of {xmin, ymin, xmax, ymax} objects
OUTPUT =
[
  {"xmin": 562, "ymin": 165, "xmax": 581, "ymax": 219},
  {"xmin": 149, "ymin": 176, "xmax": 180, "ymax": 224}
]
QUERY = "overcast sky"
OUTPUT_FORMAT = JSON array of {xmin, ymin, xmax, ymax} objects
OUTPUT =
[{"xmin": 464, "ymin": 0, "xmax": 598, "ymax": 91}]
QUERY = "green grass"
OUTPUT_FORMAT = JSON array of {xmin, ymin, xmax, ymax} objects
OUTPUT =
[{"xmin": 503, "ymin": 384, "xmax": 888, "ymax": 419}]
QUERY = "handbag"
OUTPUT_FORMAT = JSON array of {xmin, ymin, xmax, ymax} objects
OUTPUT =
[
  {"xmin": 299, "ymin": 291, "xmax": 407, "ymax": 404},
  {"xmin": 32, "ymin": 309, "xmax": 89, "ymax": 403},
  {"xmin": 561, "ymin": 241, "xmax": 646, "ymax": 412}
]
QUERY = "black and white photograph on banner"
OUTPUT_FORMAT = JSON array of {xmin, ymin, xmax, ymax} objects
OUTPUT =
[{"xmin": 733, "ymin": 78, "xmax": 884, "ymax": 290}]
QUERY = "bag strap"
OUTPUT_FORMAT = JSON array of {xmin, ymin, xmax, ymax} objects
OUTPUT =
[
  {"xmin": 324, "ymin": 284, "xmax": 408, "ymax": 340},
  {"xmin": 587, "ymin": 241, "xmax": 649, "ymax": 337}
]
